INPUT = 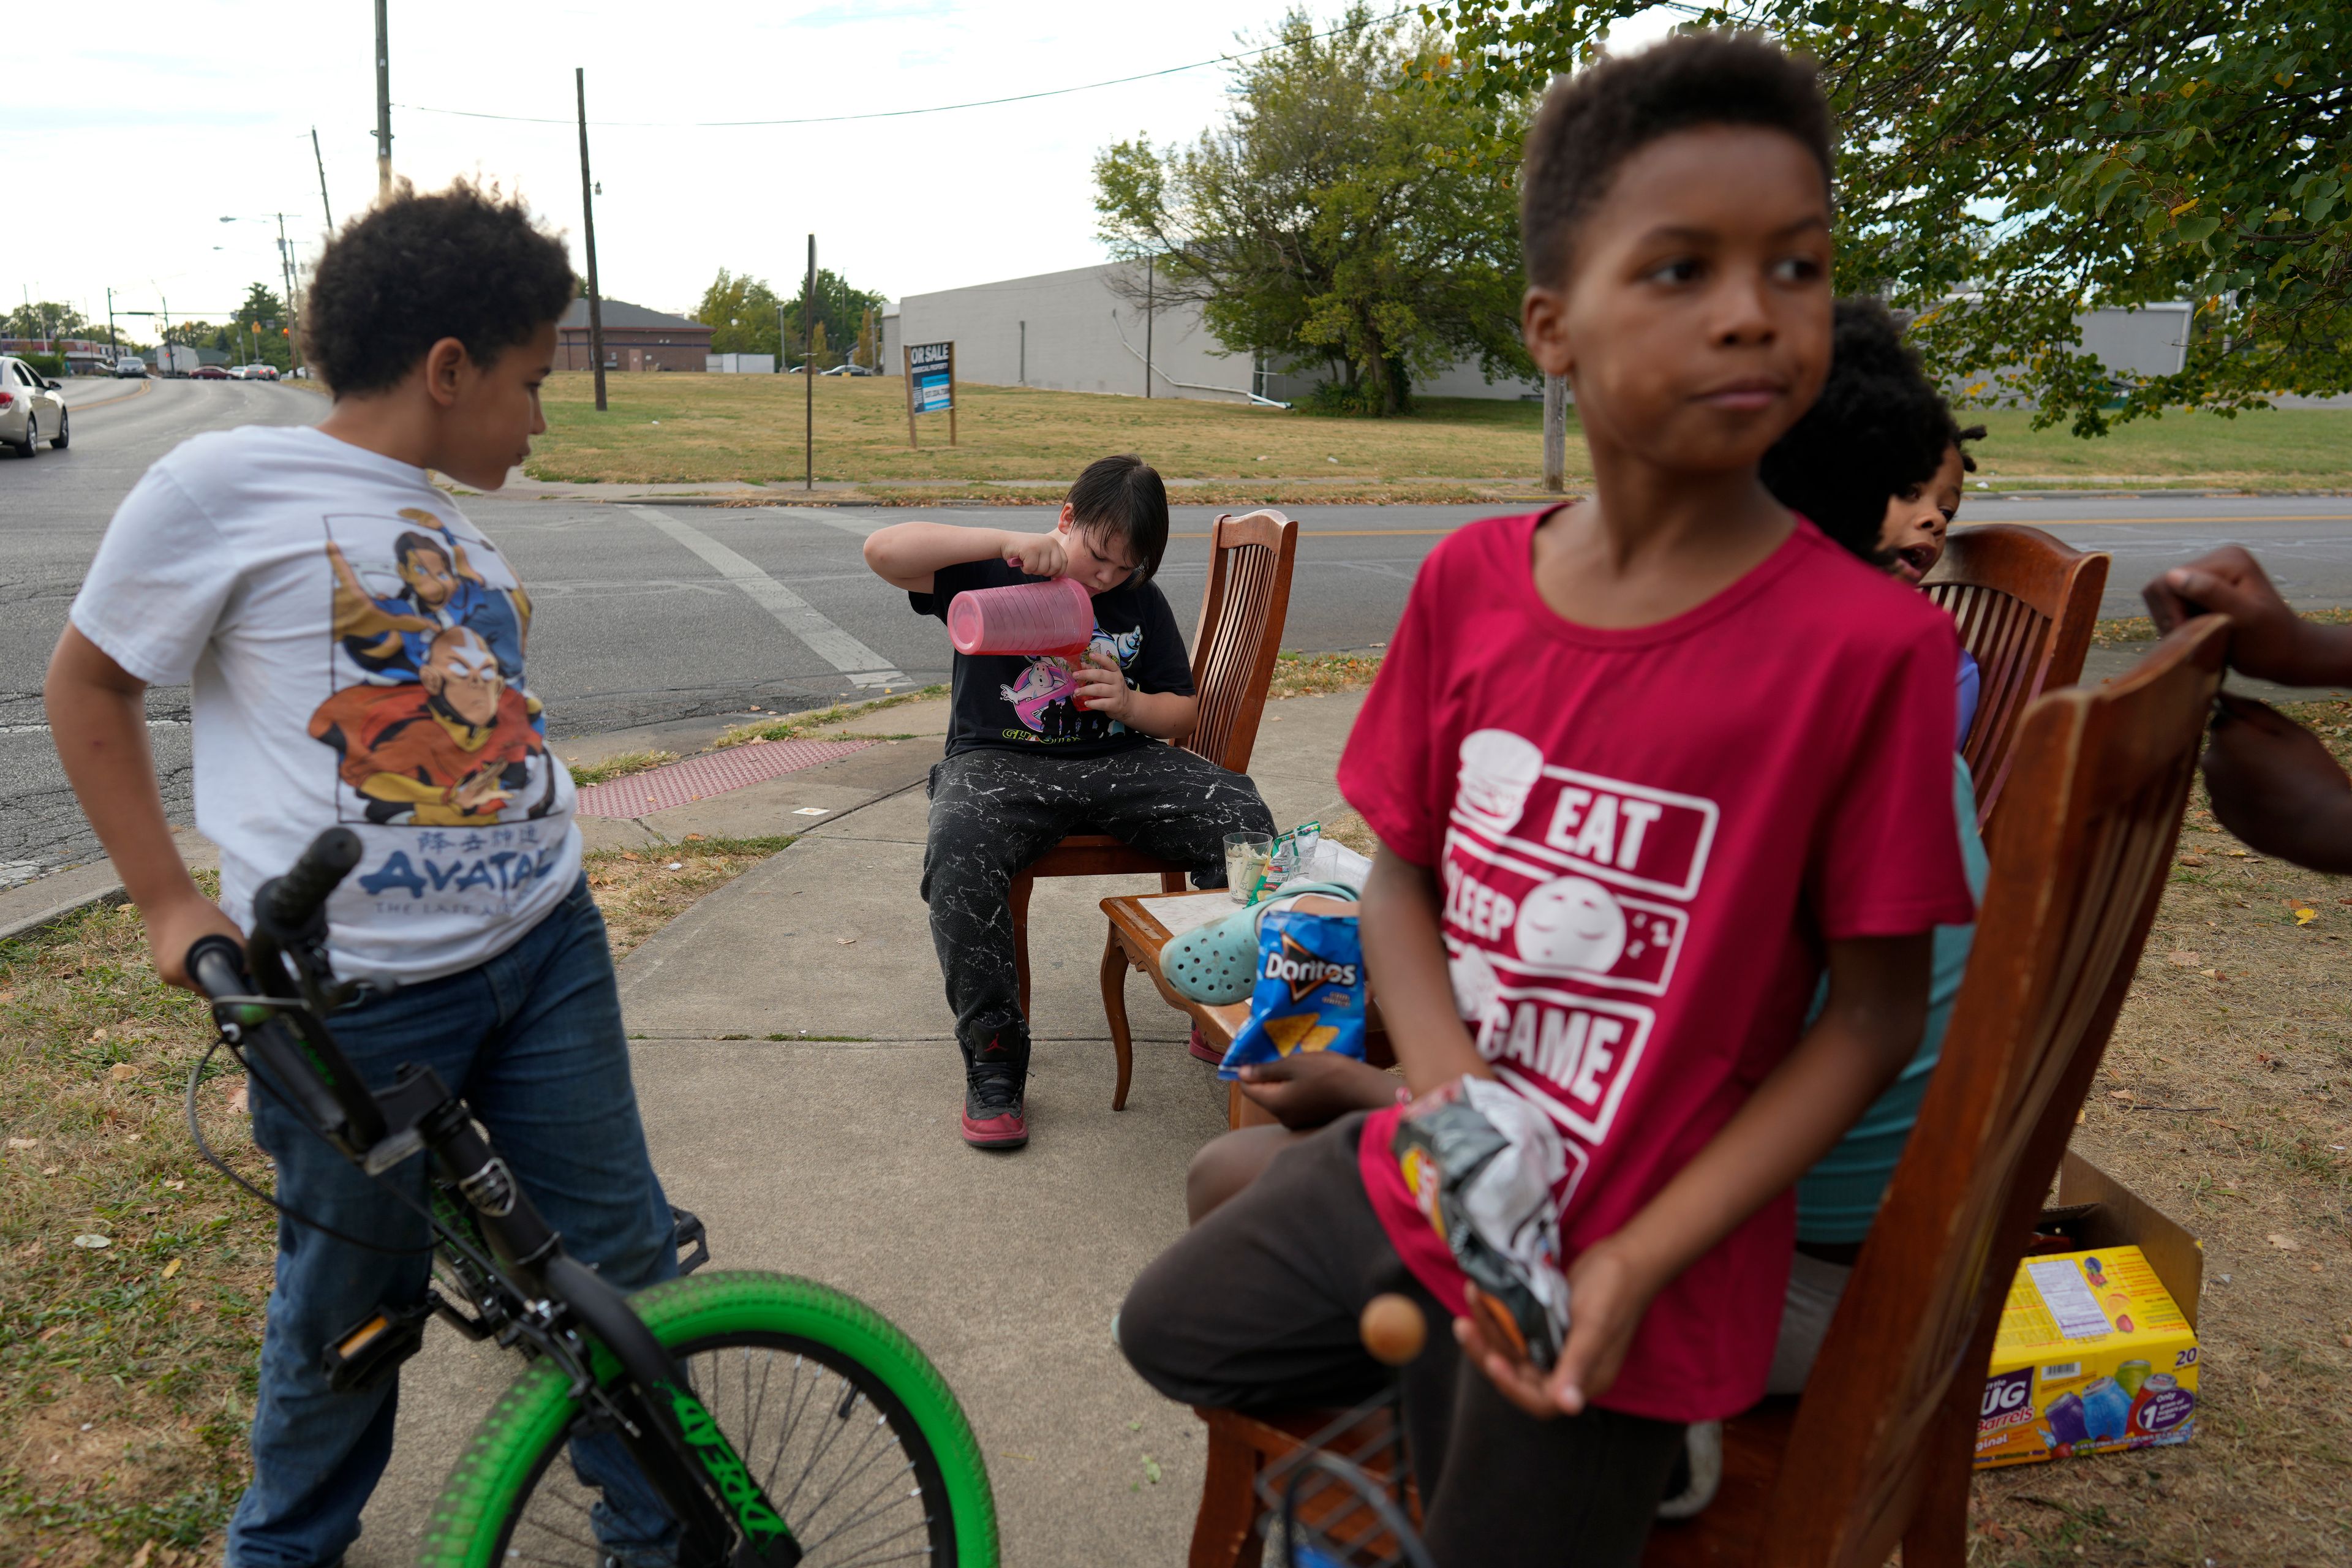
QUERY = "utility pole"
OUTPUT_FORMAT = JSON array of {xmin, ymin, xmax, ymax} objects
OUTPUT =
[
  {"xmin": 774, "ymin": 301, "xmax": 785, "ymax": 373},
  {"xmin": 311, "ymin": 127, "xmax": 335, "ymax": 231},
  {"xmin": 106, "ymin": 288, "xmax": 120, "ymax": 361},
  {"xmin": 804, "ymin": 233, "xmax": 816, "ymax": 492},
  {"xmin": 373, "ymin": 0, "xmax": 393, "ymax": 197},
  {"xmin": 1542, "ymin": 372, "xmax": 1567, "ymax": 493},
  {"xmin": 274, "ymin": 214, "xmax": 306, "ymax": 375},
  {"xmin": 1144, "ymin": 257, "xmax": 1154, "ymax": 398},
  {"xmin": 1019, "ymin": 320, "xmax": 1025, "ymax": 385},
  {"xmin": 576, "ymin": 67, "xmax": 607, "ymax": 411}
]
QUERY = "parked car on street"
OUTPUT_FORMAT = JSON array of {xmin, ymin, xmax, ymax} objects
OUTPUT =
[
  {"xmin": 1, "ymin": 356, "xmax": 69, "ymax": 456},
  {"xmin": 189, "ymin": 364, "xmax": 230, "ymax": 380},
  {"xmin": 112, "ymin": 358, "xmax": 149, "ymax": 378},
  {"xmin": 238, "ymin": 363, "xmax": 280, "ymax": 381}
]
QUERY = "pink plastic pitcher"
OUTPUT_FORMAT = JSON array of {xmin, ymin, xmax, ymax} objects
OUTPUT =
[{"xmin": 948, "ymin": 576, "xmax": 1095, "ymax": 657}]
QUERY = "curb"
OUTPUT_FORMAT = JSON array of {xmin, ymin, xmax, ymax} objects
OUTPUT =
[{"xmin": 0, "ymin": 882, "xmax": 129, "ymax": 945}]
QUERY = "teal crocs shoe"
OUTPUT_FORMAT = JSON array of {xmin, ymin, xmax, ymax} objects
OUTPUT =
[{"xmin": 1161, "ymin": 881, "xmax": 1359, "ymax": 1006}]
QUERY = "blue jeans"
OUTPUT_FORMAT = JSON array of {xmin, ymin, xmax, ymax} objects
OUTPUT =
[{"xmin": 228, "ymin": 876, "xmax": 682, "ymax": 1568}]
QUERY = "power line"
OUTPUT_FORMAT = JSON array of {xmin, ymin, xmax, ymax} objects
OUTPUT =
[{"xmin": 393, "ymin": 8, "xmax": 1414, "ymax": 130}]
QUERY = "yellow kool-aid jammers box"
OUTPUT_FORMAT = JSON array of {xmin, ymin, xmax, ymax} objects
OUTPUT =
[{"xmin": 1975, "ymin": 1245, "xmax": 2199, "ymax": 1469}]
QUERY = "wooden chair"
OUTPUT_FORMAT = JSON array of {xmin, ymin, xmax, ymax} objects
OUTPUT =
[
  {"xmin": 1008, "ymin": 510, "xmax": 1301, "ymax": 1019},
  {"xmin": 1181, "ymin": 616, "xmax": 2226, "ymax": 1568},
  {"xmin": 1922, "ymin": 523, "xmax": 2109, "ymax": 828}
]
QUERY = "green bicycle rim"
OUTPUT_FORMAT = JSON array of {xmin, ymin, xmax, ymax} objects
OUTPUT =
[{"xmin": 418, "ymin": 1268, "xmax": 998, "ymax": 1567}]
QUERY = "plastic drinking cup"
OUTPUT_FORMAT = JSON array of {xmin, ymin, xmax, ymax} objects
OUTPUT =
[
  {"xmin": 947, "ymin": 576, "xmax": 1095, "ymax": 657},
  {"xmin": 1224, "ymin": 832, "xmax": 1274, "ymax": 904}
]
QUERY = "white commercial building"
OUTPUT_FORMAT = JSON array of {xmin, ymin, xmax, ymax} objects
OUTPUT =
[{"xmin": 881, "ymin": 261, "xmax": 1538, "ymax": 405}]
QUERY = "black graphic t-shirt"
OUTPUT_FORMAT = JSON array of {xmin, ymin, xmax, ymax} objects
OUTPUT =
[{"xmin": 912, "ymin": 557, "xmax": 1194, "ymax": 759}]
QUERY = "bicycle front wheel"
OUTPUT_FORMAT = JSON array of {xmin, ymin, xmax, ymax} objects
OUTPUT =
[{"xmin": 420, "ymin": 1269, "xmax": 997, "ymax": 1568}]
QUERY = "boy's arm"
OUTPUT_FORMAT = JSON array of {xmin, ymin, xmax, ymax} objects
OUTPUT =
[
  {"xmin": 1071, "ymin": 654, "xmax": 1197, "ymax": 740},
  {"xmin": 2144, "ymin": 545, "xmax": 2352, "ymax": 687},
  {"xmin": 862, "ymin": 521, "xmax": 1067, "ymax": 594},
  {"xmin": 1358, "ymin": 850, "xmax": 1489, "ymax": 1091},
  {"xmin": 1461, "ymin": 931, "xmax": 1931, "ymax": 1417},
  {"xmin": 45, "ymin": 625, "xmax": 244, "ymax": 989}
]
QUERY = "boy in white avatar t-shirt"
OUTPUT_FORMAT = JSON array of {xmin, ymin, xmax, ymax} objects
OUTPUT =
[{"xmin": 47, "ymin": 183, "xmax": 684, "ymax": 1568}]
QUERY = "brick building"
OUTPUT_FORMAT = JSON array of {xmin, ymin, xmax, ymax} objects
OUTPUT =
[{"xmin": 557, "ymin": 298, "xmax": 713, "ymax": 373}]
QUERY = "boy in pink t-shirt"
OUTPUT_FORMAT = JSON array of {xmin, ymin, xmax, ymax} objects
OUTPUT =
[{"xmin": 1119, "ymin": 34, "xmax": 1973, "ymax": 1564}]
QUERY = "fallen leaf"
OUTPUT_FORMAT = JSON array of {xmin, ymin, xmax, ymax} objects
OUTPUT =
[
  {"xmin": 2108, "ymin": 1088, "xmax": 2135, "ymax": 1101},
  {"xmin": 228, "ymin": 1082, "xmax": 249, "ymax": 1116},
  {"xmin": 38, "ymin": 1324, "xmax": 64, "ymax": 1342},
  {"xmin": 2168, "ymin": 951, "xmax": 2200, "ymax": 968},
  {"xmin": 621, "ymin": 850, "xmax": 643, "ymax": 862},
  {"xmin": 2177, "ymin": 854, "xmax": 2208, "ymax": 867},
  {"xmin": 108, "ymin": 1062, "xmax": 137, "ymax": 1082},
  {"xmin": 72, "ymin": 1234, "xmax": 111, "ymax": 1249},
  {"xmin": 684, "ymin": 833, "xmax": 706, "ymax": 842},
  {"xmin": 162, "ymin": 1257, "xmax": 182, "ymax": 1279},
  {"xmin": 89, "ymin": 1027, "xmax": 108, "ymax": 1042},
  {"xmin": 2226, "ymin": 848, "xmax": 2250, "ymax": 858},
  {"xmin": 6, "ymin": 1137, "xmax": 36, "ymax": 1150},
  {"xmin": 2268, "ymin": 1233, "xmax": 2301, "ymax": 1251},
  {"xmin": 41, "ymin": 1166, "xmax": 60, "ymax": 1176},
  {"xmin": 164, "ymin": 1180, "xmax": 184, "ymax": 1190},
  {"xmin": 2296, "ymin": 907, "xmax": 2318, "ymax": 925},
  {"xmin": 837, "ymin": 937, "xmax": 858, "ymax": 945},
  {"xmin": 2255, "ymin": 1370, "xmax": 2272, "ymax": 1389}
]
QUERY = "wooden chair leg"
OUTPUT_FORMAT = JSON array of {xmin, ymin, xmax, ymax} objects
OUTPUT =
[
  {"xmin": 1101, "ymin": 923, "xmax": 1136, "ymax": 1110},
  {"xmin": 1191, "ymin": 1415, "xmax": 1270, "ymax": 1568},
  {"xmin": 1010, "ymin": 872, "xmax": 1035, "ymax": 1019},
  {"xmin": 1161, "ymin": 870, "xmax": 1188, "ymax": 894},
  {"xmin": 1899, "ymin": 1369, "xmax": 1980, "ymax": 1568}
]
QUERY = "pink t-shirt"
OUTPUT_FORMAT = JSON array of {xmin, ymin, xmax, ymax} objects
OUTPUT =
[{"xmin": 1342, "ymin": 510, "xmax": 1974, "ymax": 1423}]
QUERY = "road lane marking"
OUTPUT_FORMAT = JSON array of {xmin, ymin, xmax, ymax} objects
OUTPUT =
[
  {"xmin": 771, "ymin": 505, "xmax": 895, "ymax": 537},
  {"xmin": 61, "ymin": 379, "xmax": 157, "ymax": 414},
  {"xmin": 624, "ymin": 505, "xmax": 908, "ymax": 687}
]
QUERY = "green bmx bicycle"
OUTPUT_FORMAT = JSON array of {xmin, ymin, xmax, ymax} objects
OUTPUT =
[{"xmin": 186, "ymin": 827, "xmax": 998, "ymax": 1567}]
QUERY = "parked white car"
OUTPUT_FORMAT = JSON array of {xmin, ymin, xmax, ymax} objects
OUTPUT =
[{"xmin": 0, "ymin": 357, "xmax": 68, "ymax": 455}]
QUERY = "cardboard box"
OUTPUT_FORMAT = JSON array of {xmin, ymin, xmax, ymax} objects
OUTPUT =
[{"xmin": 1974, "ymin": 1153, "xmax": 2203, "ymax": 1469}]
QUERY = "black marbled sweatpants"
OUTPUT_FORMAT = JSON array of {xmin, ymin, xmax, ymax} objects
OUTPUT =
[{"xmin": 921, "ymin": 744, "xmax": 1276, "ymax": 1082}]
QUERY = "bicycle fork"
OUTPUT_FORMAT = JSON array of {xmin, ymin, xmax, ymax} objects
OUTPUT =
[{"xmin": 415, "ymin": 1067, "xmax": 804, "ymax": 1567}]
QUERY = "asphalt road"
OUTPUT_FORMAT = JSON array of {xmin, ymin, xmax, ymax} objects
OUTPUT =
[{"xmin": 4, "ymin": 380, "xmax": 2348, "ymax": 885}]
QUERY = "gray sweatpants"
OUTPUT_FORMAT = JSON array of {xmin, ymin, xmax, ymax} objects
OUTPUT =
[{"xmin": 920, "ymin": 744, "xmax": 1275, "ymax": 1080}]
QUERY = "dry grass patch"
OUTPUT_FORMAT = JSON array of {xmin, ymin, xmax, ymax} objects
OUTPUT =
[
  {"xmin": 710, "ymin": 685, "xmax": 943, "ymax": 751},
  {"xmin": 2094, "ymin": 606, "xmax": 2352, "ymax": 650},
  {"xmin": 529, "ymin": 373, "xmax": 1578, "ymax": 488},
  {"xmin": 560, "ymin": 747, "xmax": 679, "ymax": 786},
  {"xmin": 1270, "ymin": 649, "xmax": 1386, "ymax": 701},
  {"xmin": 0, "ymin": 886, "xmax": 272, "ymax": 1562},
  {"xmin": 586, "ymin": 834, "xmax": 799, "ymax": 959}
]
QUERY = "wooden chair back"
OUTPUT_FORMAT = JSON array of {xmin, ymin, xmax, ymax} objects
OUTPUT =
[
  {"xmin": 1922, "ymin": 524, "xmax": 2109, "ymax": 828},
  {"xmin": 1178, "ymin": 509, "xmax": 1300, "ymax": 776},
  {"xmin": 1718, "ymin": 616, "xmax": 2224, "ymax": 1568}
]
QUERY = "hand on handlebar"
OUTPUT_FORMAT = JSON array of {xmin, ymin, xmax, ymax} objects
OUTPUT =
[{"xmin": 151, "ymin": 890, "xmax": 247, "ymax": 991}]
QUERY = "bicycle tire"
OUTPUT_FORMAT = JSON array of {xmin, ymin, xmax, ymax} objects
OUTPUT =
[{"xmin": 418, "ymin": 1269, "xmax": 997, "ymax": 1567}]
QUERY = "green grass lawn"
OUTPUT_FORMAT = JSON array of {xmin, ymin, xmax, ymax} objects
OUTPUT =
[{"xmin": 522, "ymin": 372, "xmax": 2350, "ymax": 493}]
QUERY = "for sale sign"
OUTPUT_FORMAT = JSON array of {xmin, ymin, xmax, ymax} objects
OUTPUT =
[{"xmin": 908, "ymin": 342, "xmax": 952, "ymax": 412}]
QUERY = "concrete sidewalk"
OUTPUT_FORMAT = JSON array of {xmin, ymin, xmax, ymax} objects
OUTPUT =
[{"xmin": 352, "ymin": 688, "xmax": 1371, "ymax": 1567}]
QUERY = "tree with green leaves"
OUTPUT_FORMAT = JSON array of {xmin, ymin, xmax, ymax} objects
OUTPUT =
[
  {"xmin": 3, "ymin": 301, "xmax": 89, "ymax": 340},
  {"xmin": 1095, "ymin": 4, "xmax": 1532, "ymax": 415},
  {"xmin": 696, "ymin": 267, "xmax": 887, "ymax": 368},
  {"xmin": 1433, "ymin": 0, "xmax": 2350, "ymax": 432},
  {"xmin": 232, "ymin": 282, "xmax": 293, "ymax": 369}
]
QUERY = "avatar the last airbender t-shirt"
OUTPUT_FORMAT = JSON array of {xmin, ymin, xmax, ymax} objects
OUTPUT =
[
  {"xmin": 72, "ymin": 424, "xmax": 580, "ymax": 985},
  {"xmin": 911, "ymin": 556, "xmax": 1194, "ymax": 760}
]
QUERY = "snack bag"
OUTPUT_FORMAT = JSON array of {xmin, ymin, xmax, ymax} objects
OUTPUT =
[
  {"xmin": 1390, "ymin": 1077, "xmax": 1573, "ymax": 1368},
  {"xmin": 1216, "ymin": 907, "xmax": 1368, "ymax": 1079},
  {"xmin": 1247, "ymin": 820, "xmax": 1324, "ymax": 900}
]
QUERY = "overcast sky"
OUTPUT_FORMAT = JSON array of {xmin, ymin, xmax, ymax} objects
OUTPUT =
[{"xmin": 13, "ymin": 1, "xmax": 1675, "ymax": 337}]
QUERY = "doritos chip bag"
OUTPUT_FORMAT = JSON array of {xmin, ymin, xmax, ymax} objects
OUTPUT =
[{"xmin": 1216, "ymin": 908, "xmax": 1368, "ymax": 1079}]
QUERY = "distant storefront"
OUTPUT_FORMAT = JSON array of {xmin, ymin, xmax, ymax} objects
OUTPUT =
[{"xmin": 558, "ymin": 298, "xmax": 714, "ymax": 372}]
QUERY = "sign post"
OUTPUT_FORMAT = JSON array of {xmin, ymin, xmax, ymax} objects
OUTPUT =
[{"xmin": 905, "ymin": 341, "xmax": 956, "ymax": 449}]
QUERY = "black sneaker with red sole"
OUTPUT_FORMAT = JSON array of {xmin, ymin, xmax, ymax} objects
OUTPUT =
[{"xmin": 961, "ymin": 1071, "xmax": 1028, "ymax": 1149}]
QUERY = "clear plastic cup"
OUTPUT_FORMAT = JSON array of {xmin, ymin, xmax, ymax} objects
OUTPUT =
[{"xmin": 1224, "ymin": 832, "xmax": 1275, "ymax": 903}]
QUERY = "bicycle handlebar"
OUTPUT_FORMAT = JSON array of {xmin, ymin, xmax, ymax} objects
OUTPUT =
[
  {"xmin": 187, "ymin": 933, "xmax": 248, "ymax": 1004},
  {"xmin": 258, "ymin": 826, "xmax": 363, "ymax": 932}
]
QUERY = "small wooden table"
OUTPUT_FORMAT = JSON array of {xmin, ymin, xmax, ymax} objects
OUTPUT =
[{"xmin": 1098, "ymin": 890, "xmax": 1390, "ymax": 1129}]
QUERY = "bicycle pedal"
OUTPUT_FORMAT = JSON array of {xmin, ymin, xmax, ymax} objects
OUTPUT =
[
  {"xmin": 670, "ymin": 1204, "xmax": 710, "ymax": 1275},
  {"xmin": 321, "ymin": 1295, "xmax": 434, "ymax": 1393}
]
